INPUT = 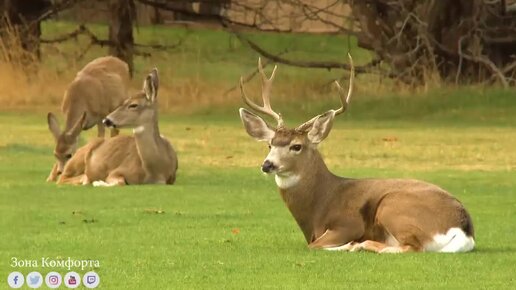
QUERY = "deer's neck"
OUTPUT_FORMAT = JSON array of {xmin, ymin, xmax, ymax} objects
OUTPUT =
[
  {"xmin": 132, "ymin": 115, "xmax": 167, "ymax": 176},
  {"xmin": 278, "ymin": 150, "xmax": 339, "ymax": 241},
  {"xmin": 63, "ymin": 100, "xmax": 85, "ymax": 131}
]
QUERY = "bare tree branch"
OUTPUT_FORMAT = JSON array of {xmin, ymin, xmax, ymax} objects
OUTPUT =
[
  {"xmin": 35, "ymin": 0, "xmax": 88, "ymax": 23},
  {"xmin": 223, "ymin": 50, "xmax": 288, "ymax": 96},
  {"xmin": 41, "ymin": 24, "xmax": 189, "ymax": 55},
  {"xmin": 457, "ymin": 36, "xmax": 509, "ymax": 88},
  {"xmin": 225, "ymin": 23, "xmax": 378, "ymax": 74}
]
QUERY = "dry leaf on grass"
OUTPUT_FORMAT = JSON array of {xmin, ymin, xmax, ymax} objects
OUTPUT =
[{"xmin": 144, "ymin": 208, "xmax": 165, "ymax": 214}]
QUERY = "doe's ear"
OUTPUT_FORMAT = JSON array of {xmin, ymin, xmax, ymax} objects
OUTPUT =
[
  {"xmin": 143, "ymin": 68, "xmax": 159, "ymax": 102},
  {"xmin": 66, "ymin": 112, "xmax": 87, "ymax": 139},
  {"xmin": 307, "ymin": 110, "xmax": 335, "ymax": 144},
  {"xmin": 239, "ymin": 108, "xmax": 275, "ymax": 142},
  {"xmin": 47, "ymin": 112, "xmax": 61, "ymax": 140}
]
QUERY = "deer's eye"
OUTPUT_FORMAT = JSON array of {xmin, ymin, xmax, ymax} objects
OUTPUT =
[
  {"xmin": 65, "ymin": 154, "xmax": 72, "ymax": 159},
  {"xmin": 268, "ymin": 145, "xmax": 271, "ymax": 149},
  {"xmin": 290, "ymin": 144, "xmax": 302, "ymax": 152},
  {"xmin": 128, "ymin": 103, "xmax": 138, "ymax": 109}
]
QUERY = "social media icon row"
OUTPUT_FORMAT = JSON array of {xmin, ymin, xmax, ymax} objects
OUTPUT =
[{"xmin": 7, "ymin": 271, "xmax": 100, "ymax": 288}]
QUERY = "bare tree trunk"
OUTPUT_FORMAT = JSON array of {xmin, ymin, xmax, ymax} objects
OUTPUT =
[
  {"xmin": 152, "ymin": 5, "xmax": 163, "ymax": 24},
  {"xmin": 109, "ymin": 0, "xmax": 135, "ymax": 77}
]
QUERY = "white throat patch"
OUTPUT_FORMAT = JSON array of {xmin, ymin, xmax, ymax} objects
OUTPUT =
[
  {"xmin": 275, "ymin": 174, "xmax": 300, "ymax": 189},
  {"xmin": 133, "ymin": 125, "xmax": 145, "ymax": 134}
]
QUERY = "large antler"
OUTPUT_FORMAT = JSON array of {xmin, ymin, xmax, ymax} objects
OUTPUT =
[
  {"xmin": 295, "ymin": 53, "xmax": 354, "ymax": 132},
  {"xmin": 240, "ymin": 58, "xmax": 284, "ymax": 127}
]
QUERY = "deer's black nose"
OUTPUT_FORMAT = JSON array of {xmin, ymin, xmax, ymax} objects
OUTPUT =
[
  {"xmin": 261, "ymin": 160, "xmax": 276, "ymax": 173},
  {"xmin": 103, "ymin": 118, "xmax": 115, "ymax": 128}
]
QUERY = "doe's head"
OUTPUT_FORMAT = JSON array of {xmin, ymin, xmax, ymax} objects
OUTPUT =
[
  {"xmin": 47, "ymin": 111, "xmax": 87, "ymax": 174},
  {"xmin": 239, "ymin": 55, "xmax": 354, "ymax": 176},
  {"xmin": 103, "ymin": 68, "xmax": 159, "ymax": 130}
]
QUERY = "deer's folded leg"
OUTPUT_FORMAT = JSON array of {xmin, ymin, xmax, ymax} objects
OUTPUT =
[
  {"xmin": 92, "ymin": 174, "xmax": 126, "ymax": 187},
  {"xmin": 57, "ymin": 174, "xmax": 86, "ymax": 185},
  {"xmin": 349, "ymin": 240, "xmax": 415, "ymax": 253},
  {"xmin": 47, "ymin": 163, "xmax": 59, "ymax": 182},
  {"xmin": 308, "ymin": 224, "xmax": 363, "ymax": 250}
]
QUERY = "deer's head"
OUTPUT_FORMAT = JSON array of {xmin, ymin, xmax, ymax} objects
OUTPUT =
[
  {"xmin": 239, "ymin": 55, "xmax": 354, "ymax": 185},
  {"xmin": 47, "ymin": 111, "xmax": 87, "ymax": 174},
  {"xmin": 103, "ymin": 68, "xmax": 159, "ymax": 131}
]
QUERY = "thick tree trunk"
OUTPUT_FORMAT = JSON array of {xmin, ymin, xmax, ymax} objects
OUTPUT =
[
  {"xmin": 0, "ymin": 0, "xmax": 50, "ymax": 64},
  {"xmin": 109, "ymin": 0, "xmax": 135, "ymax": 77}
]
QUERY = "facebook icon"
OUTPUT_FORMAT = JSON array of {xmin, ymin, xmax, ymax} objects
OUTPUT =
[{"xmin": 7, "ymin": 272, "xmax": 24, "ymax": 288}]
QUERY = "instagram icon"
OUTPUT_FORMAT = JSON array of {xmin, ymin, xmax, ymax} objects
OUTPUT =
[{"xmin": 45, "ymin": 272, "xmax": 62, "ymax": 289}]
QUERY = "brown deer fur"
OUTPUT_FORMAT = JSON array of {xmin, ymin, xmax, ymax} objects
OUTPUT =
[
  {"xmin": 57, "ymin": 69, "xmax": 177, "ymax": 186},
  {"xmin": 47, "ymin": 56, "xmax": 130, "ymax": 181},
  {"xmin": 238, "ymin": 56, "xmax": 474, "ymax": 253}
]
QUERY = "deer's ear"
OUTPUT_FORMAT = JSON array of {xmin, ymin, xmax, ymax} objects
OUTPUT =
[
  {"xmin": 66, "ymin": 112, "xmax": 87, "ymax": 139},
  {"xmin": 307, "ymin": 110, "xmax": 335, "ymax": 144},
  {"xmin": 239, "ymin": 108, "xmax": 275, "ymax": 142},
  {"xmin": 143, "ymin": 68, "xmax": 159, "ymax": 102},
  {"xmin": 47, "ymin": 112, "xmax": 61, "ymax": 140}
]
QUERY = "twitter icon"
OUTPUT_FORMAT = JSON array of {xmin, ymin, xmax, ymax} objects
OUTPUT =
[{"xmin": 26, "ymin": 271, "xmax": 43, "ymax": 288}]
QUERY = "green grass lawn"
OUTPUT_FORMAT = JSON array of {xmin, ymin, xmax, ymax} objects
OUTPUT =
[
  {"xmin": 0, "ymin": 105, "xmax": 515, "ymax": 288},
  {"xmin": 0, "ymin": 19, "xmax": 515, "ymax": 289}
]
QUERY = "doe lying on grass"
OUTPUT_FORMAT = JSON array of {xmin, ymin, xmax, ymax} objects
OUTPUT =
[
  {"xmin": 238, "ymin": 55, "xmax": 475, "ymax": 253},
  {"xmin": 58, "ymin": 68, "xmax": 178, "ymax": 186},
  {"xmin": 47, "ymin": 56, "xmax": 130, "ymax": 182}
]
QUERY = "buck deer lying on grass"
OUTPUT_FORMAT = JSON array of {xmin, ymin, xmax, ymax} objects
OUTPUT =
[
  {"xmin": 238, "ymin": 56, "xmax": 475, "ymax": 253},
  {"xmin": 57, "ymin": 68, "xmax": 177, "ymax": 186},
  {"xmin": 47, "ymin": 56, "xmax": 130, "ymax": 182}
]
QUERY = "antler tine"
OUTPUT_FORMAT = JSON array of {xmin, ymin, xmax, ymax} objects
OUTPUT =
[
  {"xmin": 333, "ymin": 53, "xmax": 354, "ymax": 116},
  {"xmin": 239, "ymin": 58, "xmax": 283, "ymax": 127},
  {"xmin": 258, "ymin": 57, "xmax": 278, "ymax": 112},
  {"xmin": 295, "ymin": 53, "xmax": 355, "ymax": 132}
]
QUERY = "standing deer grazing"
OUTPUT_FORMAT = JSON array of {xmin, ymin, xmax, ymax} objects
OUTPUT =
[
  {"xmin": 47, "ymin": 56, "xmax": 130, "ymax": 182},
  {"xmin": 238, "ymin": 56, "xmax": 475, "ymax": 253},
  {"xmin": 57, "ymin": 68, "xmax": 178, "ymax": 186}
]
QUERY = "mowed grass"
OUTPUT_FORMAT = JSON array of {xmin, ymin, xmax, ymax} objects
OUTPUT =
[
  {"xmin": 0, "ymin": 107, "xmax": 515, "ymax": 289},
  {"xmin": 0, "ymin": 19, "xmax": 515, "ymax": 289}
]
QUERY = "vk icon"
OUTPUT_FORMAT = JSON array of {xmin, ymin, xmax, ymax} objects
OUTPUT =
[
  {"xmin": 26, "ymin": 272, "xmax": 43, "ymax": 288},
  {"xmin": 7, "ymin": 272, "xmax": 24, "ymax": 288}
]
